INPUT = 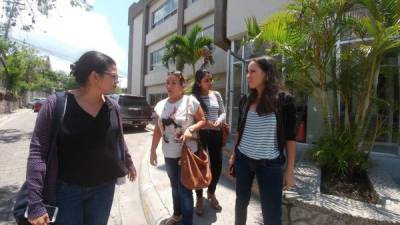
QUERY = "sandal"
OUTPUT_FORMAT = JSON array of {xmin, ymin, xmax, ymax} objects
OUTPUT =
[
  {"xmin": 195, "ymin": 197, "xmax": 204, "ymax": 216},
  {"xmin": 207, "ymin": 192, "xmax": 222, "ymax": 211},
  {"xmin": 164, "ymin": 215, "xmax": 182, "ymax": 225}
]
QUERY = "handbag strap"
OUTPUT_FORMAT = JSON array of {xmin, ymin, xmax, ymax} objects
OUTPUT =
[
  {"xmin": 185, "ymin": 95, "xmax": 189, "ymax": 122},
  {"xmin": 46, "ymin": 91, "xmax": 68, "ymax": 165}
]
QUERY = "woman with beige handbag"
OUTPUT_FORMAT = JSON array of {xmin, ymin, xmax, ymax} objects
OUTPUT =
[{"xmin": 149, "ymin": 71, "xmax": 206, "ymax": 225}]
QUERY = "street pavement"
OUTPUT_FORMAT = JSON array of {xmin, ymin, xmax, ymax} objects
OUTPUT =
[
  {"xmin": 142, "ymin": 125, "xmax": 263, "ymax": 225},
  {"xmin": 0, "ymin": 110, "xmax": 149, "ymax": 225}
]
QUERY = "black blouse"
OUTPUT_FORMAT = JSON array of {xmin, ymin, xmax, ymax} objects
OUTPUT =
[{"xmin": 57, "ymin": 93, "xmax": 122, "ymax": 186}]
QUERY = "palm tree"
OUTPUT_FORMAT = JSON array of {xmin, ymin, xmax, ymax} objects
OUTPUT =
[
  {"xmin": 162, "ymin": 25, "xmax": 214, "ymax": 78},
  {"xmin": 349, "ymin": 0, "xmax": 400, "ymax": 151},
  {"xmin": 245, "ymin": 0, "xmax": 400, "ymax": 176},
  {"xmin": 245, "ymin": 0, "xmax": 354, "ymax": 137}
]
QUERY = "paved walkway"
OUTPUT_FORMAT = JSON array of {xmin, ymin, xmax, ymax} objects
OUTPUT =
[
  {"xmin": 141, "ymin": 125, "xmax": 400, "ymax": 225},
  {"xmin": 141, "ymin": 125, "xmax": 263, "ymax": 225},
  {"xmin": 0, "ymin": 110, "xmax": 149, "ymax": 225},
  {"xmin": 140, "ymin": 146, "xmax": 263, "ymax": 225}
]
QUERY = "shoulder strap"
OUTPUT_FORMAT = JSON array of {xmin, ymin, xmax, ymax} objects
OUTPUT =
[
  {"xmin": 46, "ymin": 91, "xmax": 67, "ymax": 164},
  {"xmin": 185, "ymin": 95, "xmax": 190, "ymax": 122}
]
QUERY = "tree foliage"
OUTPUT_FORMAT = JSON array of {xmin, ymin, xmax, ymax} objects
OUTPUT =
[
  {"xmin": 0, "ymin": 37, "xmax": 75, "ymax": 96},
  {"xmin": 0, "ymin": 0, "xmax": 92, "ymax": 35},
  {"xmin": 162, "ymin": 25, "xmax": 214, "ymax": 78},
  {"xmin": 245, "ymin": 0, "xmax": 400, "ymax": 176}
]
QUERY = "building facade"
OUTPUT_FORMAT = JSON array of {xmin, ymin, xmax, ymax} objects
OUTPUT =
[
  {"xmin": 127, "ymin": 0, "xmax": 400, "ymax": 149},
  {"xmin": 127, "ymin": 0, "xmax": 290, "ymax": 132}
]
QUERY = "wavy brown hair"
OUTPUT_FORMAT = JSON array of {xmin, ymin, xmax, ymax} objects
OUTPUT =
[{"xmin": 248, "ymin": 57, "xmax": 282, "ymax": 115}]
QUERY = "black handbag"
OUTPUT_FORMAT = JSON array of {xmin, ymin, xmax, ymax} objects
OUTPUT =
[{"xmin": 12, "ymin": 92, "xmax": 67, "ymax": 224}]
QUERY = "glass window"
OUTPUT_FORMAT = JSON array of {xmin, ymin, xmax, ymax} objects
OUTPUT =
[
  {"xmin": 197, "ymin": 25, "xmax": 214, "ymax": 39},
  {"xmin": 149, "ymin": 48, "xmax": 165, "ymax": 71},
  {"xmin": 152, "ymin": 0, "xmax": 178, "ymax": 28},
  {"xmin": 149, "ymin": 93, "xmax": 168, "ymax": 106},
  {"xmin": 187, "ymin": 0, "xmax": 198, "ymax": 6}
]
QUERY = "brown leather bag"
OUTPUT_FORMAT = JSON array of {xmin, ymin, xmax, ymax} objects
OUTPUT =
[
  {"xmin": 221, "ymin": 123, "xmax": 230, "ymax": 146},
  {"xmin": 180, "ymin": 143, "xmax": 212, "ymax": 190}
]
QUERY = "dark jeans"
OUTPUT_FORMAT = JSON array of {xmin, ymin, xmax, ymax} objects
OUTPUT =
[
  {"xmin": 235, "ymin": 151, "xmax": 283, "ymax": 225},
  {"xmin": 55, "ymin": 179, "xmax": 115, "ymax": 225},
  {"xmin": 196, "ymin": 129, "xmax": 223, "ymax": 198},
  {"xmin": 165, "ymin": 157, "xmax": 193, "ymax": 225}
]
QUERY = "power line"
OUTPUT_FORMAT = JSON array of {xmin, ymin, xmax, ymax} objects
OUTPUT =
[{"xmin": 9, "ymin": 35, "xmax": 77, "ymax": 62}]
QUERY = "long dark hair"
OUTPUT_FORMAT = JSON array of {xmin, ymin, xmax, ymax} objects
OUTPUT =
[
  {"xmin": 70, "ymin": 51, "xmax": 116, "ymax": 86},
  {"xmin": 248, "ymin": 57, "xmax": 281, "ymax": 115},
  {"xmin": 192, "ymin": 69, "xmax": 210, "ymax": 114}
]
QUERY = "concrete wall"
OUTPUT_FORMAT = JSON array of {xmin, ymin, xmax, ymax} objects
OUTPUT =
[
  {"xmin": 146, "ymin": 0, "xmax": 179, "ymax": 46},
  {"xmin": 183, "ymin": 0, "xmax": 214, "ymax": 25},
  {"xmin": 146, "ymin": 84, "xmax": 166, "ymax": 102},
  {"xmin": 182, "ymin": 14, "xmax": 226, "ymax": 77},
  {"xmin": 148, "ymin": 0, "xmax": 168, "ymax": 29},
  {"xmin": 131, "ymin": 12, "xmax": 145, "ymax": 96},
  {"xmin": 226, "ymin": 0, "xmax": 290, "ymax": 40},
  {"xmin": 146, "ymin": 14, "xmax": 178, "ymax": 46}
]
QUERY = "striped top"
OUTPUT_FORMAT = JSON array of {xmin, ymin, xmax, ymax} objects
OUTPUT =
[
  {"xmin": 200, "ymin": 91, "xmax": 226, "ymax": 130},
  {"xmin": 238, "ymin": 111, "xmax": 280, "ymax": 160}
]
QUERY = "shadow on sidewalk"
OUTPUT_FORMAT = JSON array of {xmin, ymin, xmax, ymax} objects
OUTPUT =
[
  {"xmin": 0, "ymin": 184, "xmax": 19, "ymax": 224},
  {"xmin": 123, "ymin": 127, "xmax": 151, "ymax": 134},
  {"xmin": 0, "ymin": 129, "xmax": 32, "ymax": 144}
]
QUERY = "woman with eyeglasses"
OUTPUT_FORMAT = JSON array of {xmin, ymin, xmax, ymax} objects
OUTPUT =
[
  {"xmin": 191, "ymin": 69, "xmax": 226, "ymax": 215},
  {"xmin": 228, "ymin": 57, "xmax": 296, "ymax": 225},
  {"xmin": 24, "ymin": 51, "xmax": 136, "ymax": 225},
  {"xmin": 150, "ymin": 71, "xmax": 206, "ymax": 225}
]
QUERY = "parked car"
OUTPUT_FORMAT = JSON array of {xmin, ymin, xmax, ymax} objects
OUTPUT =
[
  {"xmin": 33, "ymin": 98, "xmax": 47, "ymax": 112},
  {"xmin": 108, "ymin": 94, "xmax": 152, "ymax": 129},
  {"xmin": 28, "ymin": 97, "xmax": 46, "ymax": 109}
]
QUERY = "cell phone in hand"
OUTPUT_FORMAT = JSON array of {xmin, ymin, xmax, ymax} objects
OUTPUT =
[{"xmin": 24, "ymin": 204, "xmax": 59, "ymax": 223}]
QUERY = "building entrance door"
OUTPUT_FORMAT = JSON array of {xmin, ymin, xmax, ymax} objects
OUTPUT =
[{"xmin": 226, "ymin": 49, "xmax": 247, "ymax": 132}]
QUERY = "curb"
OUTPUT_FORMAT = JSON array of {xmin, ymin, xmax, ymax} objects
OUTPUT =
[{"xmin": 139, "ymin": 140, "xmax": 170, "ymax": 225}]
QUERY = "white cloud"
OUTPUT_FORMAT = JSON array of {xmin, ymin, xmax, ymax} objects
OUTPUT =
[{"xmin": 6, "ymin": 0, "xmax": 128, "ymax": 87}]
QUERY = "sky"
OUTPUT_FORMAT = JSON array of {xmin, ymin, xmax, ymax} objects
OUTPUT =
[{"xmin": 4, "ymin": 0, "xmax": 138, "ymax": 88}]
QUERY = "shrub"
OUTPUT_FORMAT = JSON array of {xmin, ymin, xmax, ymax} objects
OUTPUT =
[{"xmin": 309, "ymin": 131, "xmax": 371, "ymax": 177}]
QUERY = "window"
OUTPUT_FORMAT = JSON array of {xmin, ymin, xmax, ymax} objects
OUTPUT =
[
  {"xmin": 187, "ymin": 0, "xmax": 198, "ymax": 6},
  {"xmin": 149, "ymin": 48, "xmax": 165, "ymax": 71},
  {"xmin": 197, "ymin": 25, "xmax": 214, "ymax": 38},
  {"xmin": 152, "ymin": 0, "xmax": 178, "ymax": 28},
  {"xmin": 149, "ymin": 93, "xmax": 168, "ymax": 106}
]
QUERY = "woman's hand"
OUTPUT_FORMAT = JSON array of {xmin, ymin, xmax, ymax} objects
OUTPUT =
[
  {"xmin": 127, "ymin": 168, "xmax": 137, "ymax": 182},
  {"xmin": 181, "ymin": 128, "xmax": 193, "ymax": 142},
  {"xmin": 150, "ymin": 151, "xmax": 158, "ymax": 166},
  {"xmin": 228, "ymin": 154, "xmax": 235, "ymax": 177},
  {"xmin": 28, "ymin": 213, "xmax": 50, "ymax": 225},
  {"xmin": 283, "ymin": 168, "xmax": 296, "ymax": 190},
  {"xmin": 213, "ymin": 121, "xmax": 221, "ymax": 128}
]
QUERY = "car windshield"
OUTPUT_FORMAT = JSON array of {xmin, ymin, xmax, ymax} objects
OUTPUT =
[{"xmin": 119, "ymin": 97, "xmax": 148, "ymax": 107}]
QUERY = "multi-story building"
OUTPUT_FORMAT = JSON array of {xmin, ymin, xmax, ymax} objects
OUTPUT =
[
  {"xmin": 127, "ymin": 0, "xmax": 290, "ymax": 133},
  {"xmin": 128, "ymin": 0, "xmax": 400, "ymax": 150}
]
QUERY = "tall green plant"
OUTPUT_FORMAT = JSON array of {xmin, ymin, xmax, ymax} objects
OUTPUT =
[
  {"xmin": 245, "ymin": 0, "xmax": 354, "ymax": 137},
  {"xmin": 349, "ymin": 0, "xmax": 400, "ymax": 152},
  {"xmin": 162, "ymin": 25, "xmax": 214, "ymax": 77},
  {"xmin": 245, "ymin": 0, "xmax": 400, "ymax": 176}
]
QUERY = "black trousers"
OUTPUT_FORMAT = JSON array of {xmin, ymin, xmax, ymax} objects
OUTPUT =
[{"xmin": 196, "ymin": 129, "xmax": 223, "ymax": 198}]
